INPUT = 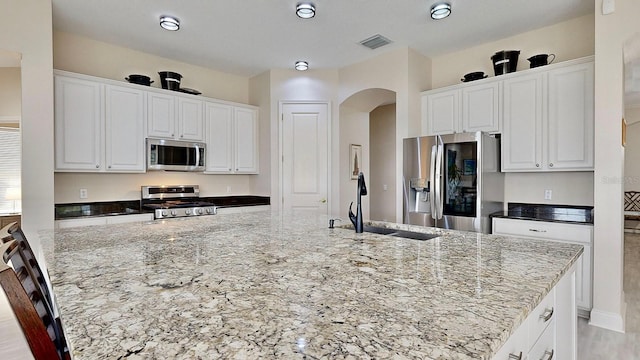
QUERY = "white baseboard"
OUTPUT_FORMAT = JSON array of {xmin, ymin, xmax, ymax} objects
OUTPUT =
[{"xmin": 589, "ymin": 302, "xmax": 627, "ymax": 333}]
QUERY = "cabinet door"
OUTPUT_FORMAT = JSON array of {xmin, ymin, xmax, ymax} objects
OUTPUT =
[
  {"xmin": 424, "ymin": 89, "xmax": 460, "ymax": 135},
  {"xmin": 204, "ymin": 102, "xmax": 234, "ymax": 173},
  {"xmin": 54, "ymin": 76, "xmax": 103, "ymax": 171},
  {"xmin": 502, "ymin": 73, "xmax": 544, "ymax": 171},
  {"xmin": 575, "ymin": 243, "xmax": 592, "ymax": 311},
  {"xmin": 547, "ymin": 62, "xmax": 594, "ymax": 170},
  {"xmin": 178, "ymin": 97, "xmax": 204, "ymax": 141},
  {"xmin": 462, "ymin": 81, "xmax": 501, "ymax": 133},
  {"xmin": 234, "ymin": 107, "xmax": 259, "ymax": 173},
  {"xmin": 105, "ymin": 85, "xmax": 146, "ymax": 172},
  {"xmin": 147, "ymin": 92, "xmax": 175, "ymax": 139}
]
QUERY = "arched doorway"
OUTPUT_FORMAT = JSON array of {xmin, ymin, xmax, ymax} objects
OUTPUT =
[{"xmin": 339, "ymin": 88, "xmax": 396, "ymax": 221}]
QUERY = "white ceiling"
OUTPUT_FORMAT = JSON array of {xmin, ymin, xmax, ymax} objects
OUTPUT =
[{"xmin": 51, "ymin": 0, "xmax": 594, "ymax": 78}]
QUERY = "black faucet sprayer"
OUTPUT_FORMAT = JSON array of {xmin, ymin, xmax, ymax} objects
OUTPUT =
[{"xmin": 349, "ymin": 172, "xmax": 368, "ymax": 233}]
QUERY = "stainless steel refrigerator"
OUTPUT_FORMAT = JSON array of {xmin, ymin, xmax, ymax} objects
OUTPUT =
[{"xmin": 402, "ymin": 132, "xmax": 504, "ymax": 234}]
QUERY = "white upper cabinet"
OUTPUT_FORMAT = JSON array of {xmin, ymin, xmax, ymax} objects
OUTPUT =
[
  {"xmin": 104, "ymin": 85, "xmax": 146, "ymax": 172},
  {"xmin": 147, "ymin": 92, "xmax": 175, "ymax": 139},
  {"xmin": 547, "ymin": 62, "xmax": 594, "ymax": 170},
  {"xmin": 147, "ymin": 92, "xmax": 204, "ymax": 141},
  {"xmin": 462, "ymin": 80, "xmax": 501, "ymax": 133},
  {"xmin": 55, "ymin": 75, "xmax": 103, "ymax": 171},
  {"xmin": 422, "ymin": 80, "xmax": 501, "ymax": 136},
  {"xmin": 205, "ymin": 102, "xmax": 259, "ymax": 174},
  {"xmin": 502, "ymin": 73, "xmax": 544, "ymax": 171},
  {"xmin": 501, "ymin": 57, "xmax": 594, "ymax": 172},
  {"xmin": 177, "ymin": 97, "xmax": 204, "ymax": 141},
  {"xmin": 423, "ymin": 88, "xmax": 460, "ymax": 135},
  {"xmin": 234, "ymin": 107, "xmax": 259, "ymax": 173},
  {"xmin": 204, "ymin": 102, "xmax": 234, "ymax": 173},
  {"xmin": 55, "ymin": 74, "xmax": 146, "ymax": 172}
]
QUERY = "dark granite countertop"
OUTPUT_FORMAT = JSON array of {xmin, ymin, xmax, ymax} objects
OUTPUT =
[
  {"xmin": 491, "ymin": 202, "xmax": 594, "ymax": 225},
  {"xmin": 55, "ymin": 196, "xmax": 270, "ymax": 220}
]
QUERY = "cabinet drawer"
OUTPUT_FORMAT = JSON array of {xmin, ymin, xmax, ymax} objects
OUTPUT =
[
  {"xmin": 528, "ymin": 288, "xmax": 555, "ymax": 346},
  {"xmin": 528, "ymin": 319, "xmax": 555, "ymax": 360},
  {"xmin": 493, "ymin": 218, "xmax": 592, "ymax": 243}
]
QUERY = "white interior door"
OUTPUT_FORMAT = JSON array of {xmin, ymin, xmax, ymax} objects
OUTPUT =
[{"xmin": 281, "ymin": 103, "xmax": 329, "ymax": 212}]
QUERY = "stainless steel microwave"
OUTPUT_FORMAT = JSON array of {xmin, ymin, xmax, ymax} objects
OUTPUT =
[{"xmin": 146, "ymin": 138, "xmax": 205, "ymax": 171}]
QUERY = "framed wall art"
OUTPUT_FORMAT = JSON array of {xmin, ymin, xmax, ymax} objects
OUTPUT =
[{"xmin": 350, "ymin": 144, "xmax": 362, "ymax": 180}]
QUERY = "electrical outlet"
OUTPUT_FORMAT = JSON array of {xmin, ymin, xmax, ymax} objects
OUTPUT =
[
  {"xmin": 544, "ymin": 189, "xmax": 552, "ymax": 200},
  {"xmin": 79, "ymin": 188, "xmax": 88, "ymax": 199},
  {"xmin": 226, "ymin": 186, "xmax": 231, "ymax": 194},
  {"xmin": 383, "ymin": 184, "xmax": 388, "ymax": 191}
]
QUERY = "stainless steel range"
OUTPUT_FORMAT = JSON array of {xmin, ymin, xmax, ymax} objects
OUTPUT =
[{"xmin": 141, "ymin": 185, "xmax": 217, "ymax": 219}]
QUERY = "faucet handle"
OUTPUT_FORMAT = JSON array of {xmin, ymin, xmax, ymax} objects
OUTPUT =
[{"xmin": 329, "ymin": 218, "xmax": 342, "ymax": 229}]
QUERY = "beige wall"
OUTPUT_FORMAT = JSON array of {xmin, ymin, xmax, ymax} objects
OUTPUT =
[
  {"xmin": 0, "ymin": 67, "xmax": 21, "ymax": 117},
  {"xmin": 504, "ymin": 172, "xmax": 594, "ymax": 205},
  {"xmin": 52, "ymin": 31, "xmax": 260, "ymax": 203},
  {"xmin": 624, "ymin": 107, "xmax": 640, "ymax": 192},
  {"xmin": 248, "ymin": 71, "xmax": 271, "ymax": 196},
  {"xmin": 431, "ymin": 14, "xmax": 595, "ymax": 88},
  {"xmin": 0, "ymin": 0, "xmax": 54, "ymax": 237},
  {"xmin": 54, "ymin": 173, "xmax": 251, "ymax": 203},
  {"xmin": 54, "ymin": 31, "xmax": 249, "ymax": 104},
  {"xmin": 590, "ymin": 0, "xmax": 640, "ymax": 332},
  {"xmin": 370, "ymin": 104, "xmax": 396, "ymax": 222},
  {"xmin": 339, "ymin": 48, "xmax": 431, "ymax": 221},
  {"xmin": 339, "ymin": 106, "xmax": 370, "ymax": 219}
]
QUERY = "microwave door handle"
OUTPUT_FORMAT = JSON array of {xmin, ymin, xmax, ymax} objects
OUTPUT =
[{"xmin": 195, "ymin": 144, "xmax": 201, "ymax": 167}]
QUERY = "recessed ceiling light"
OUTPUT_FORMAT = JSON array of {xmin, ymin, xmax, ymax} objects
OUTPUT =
[
  {"xmin": 430, "ymin": 3, "xmax": 451, "ymax": 20},
  {"xmin": 295, "ymin": 61, "xmax": 309, "ymax": 71},
  {"xmin": 296, "ymin": 3, "xmax": 316, "ymax": 19},
  {"xmin": 160, "ymin": 15, "xmax": 180, "ymax": 31}
]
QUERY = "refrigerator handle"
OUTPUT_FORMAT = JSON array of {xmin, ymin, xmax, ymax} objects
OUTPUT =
[
  {"xmin": 435, "ymin": 142, "xmax": 443, "ymax": 220},
  {"xmin": 430, "ymin": 145, "xmax": 437, "ymax": 219}
]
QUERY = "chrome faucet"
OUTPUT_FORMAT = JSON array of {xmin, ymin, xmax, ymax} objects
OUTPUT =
[{"xmin": 349, "ymin": 172, "xmax": 368, "ymax": 233}]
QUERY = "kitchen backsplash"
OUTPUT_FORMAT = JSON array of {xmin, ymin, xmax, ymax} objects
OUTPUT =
[
  {"xmin": 504, "ymin": 171, "xmax": 594, "ymax": 207},
  {"xmin": 54, "ymin": 172, "xmax": 256, "ymax": 203}
]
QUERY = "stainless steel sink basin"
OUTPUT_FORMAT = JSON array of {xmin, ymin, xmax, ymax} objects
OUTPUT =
[{"xmin": 363, "ymin": 225, "xmax": 439, "ymax": 241}]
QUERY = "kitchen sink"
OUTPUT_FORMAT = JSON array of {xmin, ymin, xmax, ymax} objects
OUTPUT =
[{"xmin": 363, "ymin": 225, "xmax": 439, "ymax": 241}]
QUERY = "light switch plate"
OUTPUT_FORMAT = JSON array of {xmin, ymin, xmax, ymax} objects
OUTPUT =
[{"xmin": 80, "ymin": 188, "xmax": 88, "ymax": 199}]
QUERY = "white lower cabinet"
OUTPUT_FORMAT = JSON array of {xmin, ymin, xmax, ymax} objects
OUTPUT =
[
  {"xmin": 492, "ymin": 218, "xmax": 593, "ymax": 316},
  {"xmin": 55, "ymin": 213, "xmax": 154, "ymax": 229},
  {"xmin": 204, "ymin": 101, "xmax": 259, "ymax": 174},
  {"xmin": 492, "ymin": 262, "xmax": 577, "ymax": 360}
]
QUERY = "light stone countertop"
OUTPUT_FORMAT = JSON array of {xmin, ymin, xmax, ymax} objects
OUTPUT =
[{"xmin": 40, "ymin": 210, "xmax": 583, "ymax": 359}]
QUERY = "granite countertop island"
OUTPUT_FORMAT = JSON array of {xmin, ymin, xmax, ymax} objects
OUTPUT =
[{"xmin": 40, "ymin": 210, "xmax": 583, "ymax": 359}]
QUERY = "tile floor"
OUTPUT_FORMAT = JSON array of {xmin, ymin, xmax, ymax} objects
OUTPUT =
[{"xmin": 577, "ymin": 233, "xmax": 640, "ymax": 359}]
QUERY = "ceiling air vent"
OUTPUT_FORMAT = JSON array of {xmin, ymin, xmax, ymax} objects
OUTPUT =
[{"xmin": 359, "ymin": 34, "xmax": 392, "ymax": 50}]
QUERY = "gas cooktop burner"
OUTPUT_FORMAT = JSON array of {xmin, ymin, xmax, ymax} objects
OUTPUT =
[{"xmin": 141, "ymin": 185, "xmax": 217, "ymax": 219}]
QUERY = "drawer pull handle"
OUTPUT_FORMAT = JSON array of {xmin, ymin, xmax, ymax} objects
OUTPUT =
[
  {"xmin": 540, "ymin": 349, "xmax": 554, "ymax": 360},
  {"xmin": 540, "ymin": 307, "xmax": 554, "ymax": 322},
  {"xmin": 509, "ymin": 352, "xmax": 523, "ymax": 360},
  {"xmin": 528, "ymin": 228, "xmax": 547, "ymax": 233}
]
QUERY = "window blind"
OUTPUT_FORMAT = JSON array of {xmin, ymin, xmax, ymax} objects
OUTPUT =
[{"xmin": 0, "ymin": 127, "xmax": 21, "ymax": 214}]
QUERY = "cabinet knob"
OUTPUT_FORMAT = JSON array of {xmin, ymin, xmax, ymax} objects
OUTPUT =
[
  {"xmin": 549, "ymin": 163, "xmax": 554, "ymax": 167},
  {"xmin": 108, "ymin": 165, "xmax": 112, "ymax": 169},
  {"xmin": 229, "ymin": 168, "xmax": 232, "ymax": 171},
  {"xmin": 180, "ymin": 134, "xmax": 184, "ymax": 138},
  {"xmin": 96, "ymin": 164, "xmax": 100, "ymax": 168},
  {"xmin": 536, "ymin": 163, "xmax": 540, "ymax": 167}
]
